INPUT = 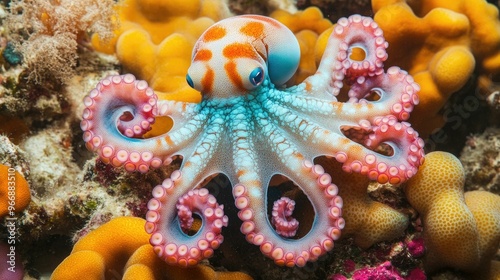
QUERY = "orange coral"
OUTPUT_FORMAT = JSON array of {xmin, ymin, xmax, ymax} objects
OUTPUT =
[
  {"xmin": 371, "ymin": 0, "xmax": 500, "ymax": 137},
  {"xmin": 51, "ymin": 216, "xmax": 253, "ymax": 280},
  {"xmin": 0, "ymin": 164, "xmax": 30, "ymax": 217},
  {"xmin": 405, "ymin": 152, "xmax": 500, "ymax": 277}
]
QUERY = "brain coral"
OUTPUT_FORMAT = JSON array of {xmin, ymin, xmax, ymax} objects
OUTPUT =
[{"xmin": 405, "ymin": 151, "xmax": 500, "ymax": 278}]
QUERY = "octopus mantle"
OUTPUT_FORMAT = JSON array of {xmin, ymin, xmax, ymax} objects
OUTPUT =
[{"xmin": 81, "ymin": 14, "xmax": 425, "ymax": 267}]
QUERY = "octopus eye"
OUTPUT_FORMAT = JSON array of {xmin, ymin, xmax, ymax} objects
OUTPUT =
[
  {"xmin": 249, "ymin": 67, "xmax": 264, "ymax": 86},
  {"xmin": 186, "ymin": 74, "xmax": 194, "ymax": 88}
]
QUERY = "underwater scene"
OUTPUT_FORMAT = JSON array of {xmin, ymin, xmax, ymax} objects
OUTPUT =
[{"xmin": 0, "ymin": 0, "xmax": 499, "ymax": 279}]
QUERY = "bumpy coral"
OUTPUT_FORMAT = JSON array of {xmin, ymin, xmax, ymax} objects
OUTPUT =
[
  {"xmin": 465, "ymin": 191, "xmax": 500, "ymax": 271},
  {"xmin": 405, "ymin": 151, "xmax": 500, "ymax": 277},
  {"xmin": 51, "ymin": 216, "xmax": 252, "ymax": 280},
  {"xmin": 370, "ymin": 0, "xmax": 500, "ymax": 137},
  {"xmin": 0, "ymin": 164, "xmax": 30, "ymax": 217},
  {"xmin": 0, "ymin": 135, "xmax": 29, "ymax": 176},
  {"xmin": 81, "ymin": 14, "xmax": 424, "ymax": 267}
]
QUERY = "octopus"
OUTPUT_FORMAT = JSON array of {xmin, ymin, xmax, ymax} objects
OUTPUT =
[{"xmin": 81, "ymin": 14, "xmax": 425, "ymax": 267}]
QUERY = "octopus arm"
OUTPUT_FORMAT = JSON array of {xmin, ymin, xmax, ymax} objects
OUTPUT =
[
  {"xmin": 280, "ymin": 67, "xmax": 420, "ymax": 123},
  {"xmin": 145, "ymin": 112, "xmax": 229, "ymax": 267},
  {"xmin": 230, "ymin": 101, "xmax": 344, "ymax": 267},
  {"xmin": 302, "ymin": 15, "xmax": 388, "ymax": 98},
  {"xmin": 81, "ymin": 74, "xmax": 208, "ymax": 172},
  {"xmin": 261, "ymin": 92, "xmax": 424, "ymax": 184}
]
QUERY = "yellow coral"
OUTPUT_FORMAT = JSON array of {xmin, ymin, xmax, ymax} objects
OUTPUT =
[
  {"xmin": 92, "ymin": 0, "xmax": 231, "ymax": 100},
  {"xmin": 405, "ymin": 152, "xmax": 500, "ymax": 275},
  {"xmin": 0, "ymin": 164, "xmax": 30, "ymax": 217},
  {"xmin": 371, "ymin": 0, "xmax": 500, "ymax": 137},
  {"xmin": 51, "ymin": 216, "xmax": 253, "ymax": 280},
  {"xmin": 320, "ymin": 158, "xmax": 409, "ymax": 249},
  {"xmin": 464, "ymin": 191, "xmax": 500, "ymax": 274},
  {"xmin": 270, "ymin": 7, "xmax": 332, "ymax": 83},
  {"xmin": 123, "ymin": 244, "xmax": 253, "ymax": 280},
  {"xmin": 404, "ymin": 151, "xmax": 479, "ymax": 272}
]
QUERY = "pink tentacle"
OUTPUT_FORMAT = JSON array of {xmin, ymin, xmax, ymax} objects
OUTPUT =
[
  {"xmin": 145, "ymin": 177, "xmax": 228, "ymax": 267},
  {"xmin": 347, "ymin": 66, "xmax": 421, "ymax": 121},
  {"xmin": 303, "ymin": 15, "xmax": 388, "ymax": 97},
  {"xmin": 233, "ymin": 159, "xmax": 344, "ymax": 267},
  {"xmin": 334, "ymin": 15, "xmax": 387, "ymax": 82},
  {"xmin": 335, "ymin": 115, "xmax": 425, "ymax": 184},
  {"xmin": 271, "ymin": 197, "xmax": 299, "ymax": 238},
  {"xmin": 81, "ymin": 74, "xmax": 204, "ymax": 173}
]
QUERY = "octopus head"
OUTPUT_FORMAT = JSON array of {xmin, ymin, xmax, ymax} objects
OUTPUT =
[
  {"xmin": 184, "ymin": 15, "xmax": 300, "ymax": 99},
  {"xmin": 186, "ymin": 42, "xmax": 268, "ymax": 99}
]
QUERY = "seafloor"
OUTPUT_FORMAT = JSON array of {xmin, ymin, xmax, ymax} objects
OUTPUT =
[{"xmin": 0, "ymin": 0, "xmax": 499, "ymax": 279}]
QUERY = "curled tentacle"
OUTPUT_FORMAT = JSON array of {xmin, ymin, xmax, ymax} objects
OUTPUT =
[
  {"xmin": 361, "ymin": 115, "xmax": 425, "ymax": 183},
  {"xmin": 145, "ymin": 110, "xmax": 227, "ymax": 266},
  {"xmin": 261, "ymin": 89, "xmax": 424, "ymax": 184},
  {"xmin": 271, "ymin": 197, "xmax": 299, "ymax": 238},
  {"xmin": 81, "ymin": 74, "xmax": 205, "ymax": 172},
  {"xmin": 334, "ymin": 15, "xmax": 387, "ymax": 82},
  {"xmin": 347, "ymin": 66, "xmax": 420, "ymax": 121},
  {"xmin": 303, "ymin": 15, "xmax": 388, "ymax": 96},
  {"xmin": 333, "ymin": 119, "xmax": 425, "ymax": 184},
  {"xmin": 233, "ymin": 159, "xmax": 344, "ymax": 267},
  {"xmin": 146, "ymin": 180, "xmax": 227, "ymax": 267},
  {"xmin": 230, "ymin": 104, "xmax": 344, "ymax": 267}
]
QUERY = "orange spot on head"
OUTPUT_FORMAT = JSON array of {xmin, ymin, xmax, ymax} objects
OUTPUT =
[
  {"xmin": 201, "ymin": 67, "xmax": 214, "ymax": 92},
  {"xmin": 240, "ymin": 22, "xmax": 264, "ymax": 38},
  {"xmin": 194, "ymin": 49, "xmax": 212, "ymax": 61},
  {"xmin": 224, "ymin": 61, "xmax": 245, "ymax": 91},
  {"xmin": 202, "ymin": 26, "xmax": 226, "ymax": 42},
  {"xmin": 223, "ymin": 43, "xmax": 258, "ymax": 59},
  {"xmin": 239, "ymin": 15, "xmax": 282, "ymax": 28}
]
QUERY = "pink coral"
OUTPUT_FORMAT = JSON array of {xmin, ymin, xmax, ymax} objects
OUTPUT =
[
  {"xmin": 352, "ymin": 261, "xmax": 403, "ymax": 280},
  {"xmin": 406, "ymin": 237, "xmax": 425, "ymax": 258}
]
